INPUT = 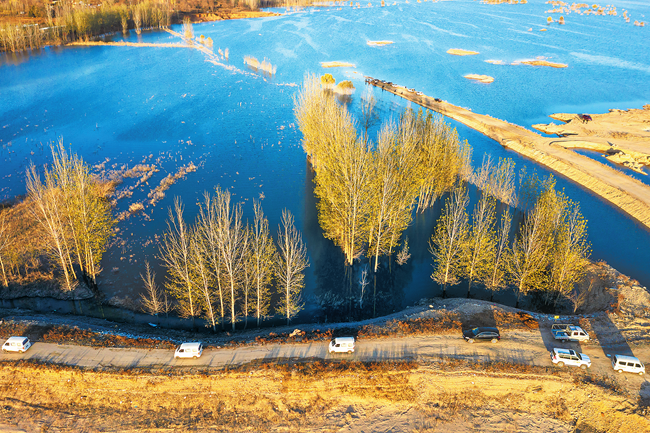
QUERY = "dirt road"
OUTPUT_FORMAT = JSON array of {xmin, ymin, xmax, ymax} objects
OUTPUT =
[{"xmin": 3, "ymin": 329, "xmax": 648, "ymax": 389}]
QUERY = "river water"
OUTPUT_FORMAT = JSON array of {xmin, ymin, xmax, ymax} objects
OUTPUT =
[{"xmin": 1, "ymin": 0, "xmax": 649, "ymax": 322}]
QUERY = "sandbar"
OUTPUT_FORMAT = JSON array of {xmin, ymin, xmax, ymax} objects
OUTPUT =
[
  {"xmin": 366, "ymin": 77, "xmax": 650, "ymax": 230},
  {"xmin": 464, "ymin": 74, "xmax": 494, "ymax": 84},
  {"xmin": 367, "ymin": 40, "xmax": 394, "ymax": 46},
  {"xmin": 518, "ymin": 60, "xmax": 568, "ymax": 68},
  {"xmin": 485, "ymin": 59, "xmax": 505, "ymax": 65},
  {"xmin": 533, "ymin": 107, "xmax": 650, "ymax": 174},
  {"xmin": 320, "ymin": 61, "xmax": 356, "ymax": 68},
  {"xmin": 447, "ymin": 48, "xmax": 479, "ymax": 56}
]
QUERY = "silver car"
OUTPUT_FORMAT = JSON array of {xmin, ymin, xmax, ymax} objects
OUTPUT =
[{"xmin": 550, "ymin": 348, "xmax": 591, "ymax": 369}]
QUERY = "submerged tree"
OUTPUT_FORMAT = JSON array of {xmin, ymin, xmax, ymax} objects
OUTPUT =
[
  {"xmin": 214, "ymin": 187, "xmax": 249, "ymax": 332},
  {"xmin": 462, "ymin": 160, "xmax": 498, "ymax": 298},
  {"xmin": 429, "ymin": 186, "xmax": 470, "ymax": 298},
  {"xmin": 276, "ymin": 210, "xmax": 309, "ymax": 325},
  {"xmin": 249, "ymin": 200, "xmax": 277, "ymax": 327},
  {"xmin": 484, "ymin": 209, "xmax": 512, "ymax": 301},
  {"xmin": 509, "ymin": 177, "xmax": 558, "ymax": 307},
  {"xmin": 0, "ymin": 211, "xmax": 9, "ymax": 287},
  {"xmin": 159, "ymin": 198, "xmax": 199, "ymax": 326},
  {"xmin": 139, "ymin": 260, "xmax": 164, "ymax": 317}
]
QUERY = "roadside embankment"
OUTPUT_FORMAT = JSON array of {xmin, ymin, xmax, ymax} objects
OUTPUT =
[
  {"xmin": 0, "ymin": 358, "xmax": 648, "ymax": 432},
  {"xmin": 366, "ymin": 77, "xmax": 650, "ymax": 230}
]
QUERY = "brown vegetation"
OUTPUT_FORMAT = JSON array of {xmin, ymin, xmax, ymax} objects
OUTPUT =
[
  {"xmin": 0, "ymin": 357, "xmax": 647, "ymax": 432},
  {"xmin": 0, "ymin": 321, "xmax": 174, "ymax": 349}
]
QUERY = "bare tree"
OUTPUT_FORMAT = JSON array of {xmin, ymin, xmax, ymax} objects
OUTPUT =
[
  {"xmin": 26, "ymin": 162, "xmax": 76, "ymax": 291},
  {"xmin": 139, "ymin": 260, "xmax": 163, "ymax": 316},
  {"xmin": 0, "ymin": 211, "xmax": 10, "ymax": 287},
  {"xmin": 463, "ymin": 161, "xmax": 497, "ymax": 298},
  {"xmin": 429, "ymin": 186, "xmax": 470, "ymax": 298},
  {"xmin": 250, "ymin": 200, "xmax": 276, "ymax": 327},
  {"xmin": 276, "ymin": 209, "xmax": 309, "ymax": 325},
  {"xmin": 195, "ymin": 191, "xmax": 226, "ymax": 328},
  {"xmin": 214, "ymin": 187, "xmax": 248, "ymax": 331},
  {"xmin": 160, "ymin": 198, "xmax": 199, "ymax": 326},
  {"xmin": 192, "ymin": 234, "xmax": 219, "ymax": 332},
  {"xmin": 484, "ymin": 209, "xmax": 512, "ymax": 301},
  {"xmin": 396, "ymin": 237, "xmax": 411, "ymax": 266}
]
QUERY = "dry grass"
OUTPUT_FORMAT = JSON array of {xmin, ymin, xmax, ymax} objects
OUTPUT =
[
  {"xmin": 1, "ymin": 358, "xmax": 647, "ymax": 432},
  {"xmin": 0, "ymin": 321, "xmax": 174, "ymax": 349}
]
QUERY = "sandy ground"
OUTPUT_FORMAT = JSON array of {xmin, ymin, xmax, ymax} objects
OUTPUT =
[
  {"xmin": 464, "ymin": 74, "xmax": 494, "ymax": 84},
  {"xmin": 447, "ymin": 48, "xmax": 479, "ymax": 56},
  {"xmin": 533, "ymin": 107, "xmax": 650, "ymax": 174},
  {"xmin": 366, "ymin": 78, "xmax": 650, "ymax": 230}
]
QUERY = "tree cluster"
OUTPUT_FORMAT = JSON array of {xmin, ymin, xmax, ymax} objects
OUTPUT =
[
  {"xmin": 294, "ymin": 74, "xmax": 470, "ymax": 271},
  {"xmin": 22, "ymin": 140, "xmax": 115, "ymax": 291},
  {"xmin": 154, "ymin": 188, "xmax": 308, "ymax": 330},
  {"xmin": 430, "ymin": 163, "xmax": 591, "ymax": 308}
]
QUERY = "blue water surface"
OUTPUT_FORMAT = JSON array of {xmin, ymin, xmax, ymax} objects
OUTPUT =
[{"xmin": 1, "ymin": 0, "xmax": 650, "ymax": 318}]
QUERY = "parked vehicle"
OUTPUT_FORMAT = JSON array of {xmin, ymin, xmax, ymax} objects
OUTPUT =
[
  {"xmin": 174, "ymin": 342, "xmax": 203, "ymax": 359},
  {"xmin": 462, "ymin": 327, "xmax": 500, "ymax": 343},
  {"xmin": 550, "ymin": 348, "xmax": 591, "ymax": 369},
  {"xmin": 2, "ymin": 337, "xmax": 32, "ymax": 353},
  {"xmin": 328, "ymin": 337, "xmax": 355, "ymax": 354},
  {"xmin": 551, "ymin": 324, "xmax": 590, "ymax": 342},
  {"xmin": 611, "ymin": 354, "xmax": 645, "ymax": 375}
]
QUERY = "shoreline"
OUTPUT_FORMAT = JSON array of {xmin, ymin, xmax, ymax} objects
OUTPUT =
[{"xmin": 365, "ymin": 77, "xmax": 650, "ymax": 231}]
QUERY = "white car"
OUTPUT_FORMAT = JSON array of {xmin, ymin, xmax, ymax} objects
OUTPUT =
[
  {"xmin": 2, "ymin": 336, "xmax": 32, "ymax": 353},
  {"xmin": 174, "ymin": 342, "xmax": 203, "ymax": 359},
  {"xmin": 328, "ymin": 337, "xmax": 355, "ymax": 354},
  {"xmin": 611, "ymin": 354, "xmax": 645, "ymax": 375},
  {"xmin": 550, "ymin": 348, "xmax": 591, "ymax": 369}
]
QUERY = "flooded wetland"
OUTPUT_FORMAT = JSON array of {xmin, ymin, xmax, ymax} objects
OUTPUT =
[{"xmin": 1, "ymin": 0, "xmax": 650, "ymax": 325}]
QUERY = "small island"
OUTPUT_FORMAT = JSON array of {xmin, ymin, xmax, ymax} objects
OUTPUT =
[
  {"xmin": 464, "ymin": 74, "xmax": 495, "ymax": 84},
  {"xmin": 447, "ymin": 48, "xmax": 480, "ymax": 56}
]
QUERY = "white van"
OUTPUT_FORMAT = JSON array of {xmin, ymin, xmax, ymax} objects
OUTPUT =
[
  {"xmin": 328, "ymin": 337, "xmax": 355, "ymax": 354},
  {"xmin": 174, "ymin": 342, "xmax": 203, "ymax": 359},
  {"xmin": 611, "ymin": 354, "xmax": 645, "ymax": 375},
  {"xmin": 2, "ymin": 336, "xmax": 32, "ymax": 353}
]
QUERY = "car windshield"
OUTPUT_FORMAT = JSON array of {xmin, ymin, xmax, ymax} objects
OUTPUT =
[{"xmin": 471, "ymin": 328, "xmax": 480, "ymax": 335}]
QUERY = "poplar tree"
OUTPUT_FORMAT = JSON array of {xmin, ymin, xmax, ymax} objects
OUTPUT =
[
  {"xmin": 191, "ymin": 234, "xmax": 219, "ymax": 332},
  {"xmin": 549, "ymin": 199, "xmax": 591, "ymax": 305},
  {"xmin": 463, "ymin": 188, "xmax": 497, "ymax": 298},
  {"xmin": 276, "ymin": 209, "xmax": 309, "ymax": 325},
  {"xmin": 195, "ymin": 191, "xmax": 226, "ymax": 328},
  {"xmin": 509, "ymin": 179, "xmax": 558, "ymax": 307},
  {"xmin": 214, "ymin": 187, "xmax": 248, "ymax": 331},
  {"xmin": 429, "ymin": 186, "xmax": 470, "ymax": 298},
  {"xmin": 159, "ymin": 198, "xmax": 199, "ymax": 326},
  {"xmin": 0, "ymin": 212, "xmax": 10, "ymax": 287},
  {"xmin": 416, "ymin": 114, "xmax": 471, "ymax": 212},
  {"xmin": 139, "ymin": 260, "xmax": 163, "ymax": 317},
  {"xmin": 250, "ymin": 200, "xmax": 277, "ymax": 327},
  {"xmin": 484, "ymin": 209, "xmax": 512, "ymax": 301},
  {"xmin": 26, "ymin": 163, "xmax": 76, "ymax": 291}
]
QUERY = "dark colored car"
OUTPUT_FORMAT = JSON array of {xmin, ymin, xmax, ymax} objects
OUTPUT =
[{"xmin": 462, "ymin": 327, "xmax": 500, "ymax": 343}]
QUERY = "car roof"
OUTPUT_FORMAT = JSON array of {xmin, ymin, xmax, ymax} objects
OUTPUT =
[
  {"xmin": 553, "ymin": 348, "xmax": 574, "ymax": 355},
  {"xmin": 5, "ymin": 336, "xmax": 28, "ymax": 343},
  {"xmin": 613, "ymin": 354, "xmax": 642, "ymax": 363},
  {"xmin": 474, "ymin": 327, "xmax": 499, "ymax": 333},
  {"xmin": 333, "ymin": 337, "xmax": 355, "ymax": 343},
  {"xmin": 178, "ymin": 342, "xmax": 202, "ymax": 349}
]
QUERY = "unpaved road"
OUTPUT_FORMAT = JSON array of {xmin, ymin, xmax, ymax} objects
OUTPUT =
[{"xmin": 2, "ymin": 329, "xmax": 649, "ymax": 395}]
